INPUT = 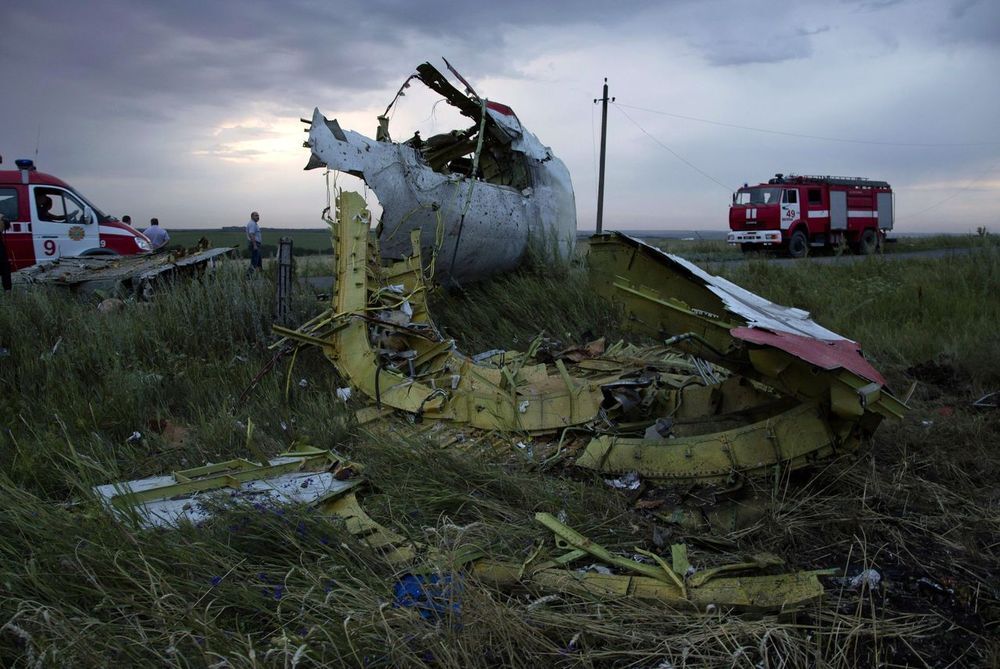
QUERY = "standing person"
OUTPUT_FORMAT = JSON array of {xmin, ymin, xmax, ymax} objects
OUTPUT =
[
  {"xmin": 143, "ymin": 217, "xmax": 170, "ymax": 250},
  {"xmin": 122, "ymin": 215, "xmax": 133, "ymax": 226},
  {"xmin": 246, "ymin": 211, "xmax": 262, "ymax": 272}
]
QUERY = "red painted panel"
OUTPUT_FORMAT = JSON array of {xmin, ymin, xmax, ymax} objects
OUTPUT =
[
  {"xmin": 485, "ymin": 101, "xmax": 515, "ymax": 116},
  {"xmin": 732, "ymin": 326, "xmax": 886, "ymax": 386}
]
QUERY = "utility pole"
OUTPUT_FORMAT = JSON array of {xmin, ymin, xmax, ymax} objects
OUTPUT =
[{"xmin": 594, "ymin": 78, "xmax": 614, "ymax": 234}]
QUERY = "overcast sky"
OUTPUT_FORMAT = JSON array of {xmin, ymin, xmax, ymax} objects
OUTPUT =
[{"xmin": 1, "ymin": 0, "xmax": 997, "ymax": 232}]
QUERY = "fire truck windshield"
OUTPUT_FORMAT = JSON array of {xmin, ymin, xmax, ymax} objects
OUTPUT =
[{"xmin": 736, "ymin": 187, "xmax": 781, "ymax": 205}]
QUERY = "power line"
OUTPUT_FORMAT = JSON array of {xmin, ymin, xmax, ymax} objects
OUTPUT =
[
  {"xmin": 612, "ymin": 102, "xmax": 732, "ymax": 192},
  {"xmin": 903, "ymin": 160, "xmax": 1000, "ymax": 220},
  {"xmin": 616, "ymin": 102, "xmax": 1000, "ymax": 148}
]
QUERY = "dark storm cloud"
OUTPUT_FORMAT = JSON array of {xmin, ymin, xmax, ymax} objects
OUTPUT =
[
  {"xmin": 0, "ymin": 0, "xmax": 684, "ymax": 178},
  {"xmin": 846, "ymin": 0, "xmax": 907, "ymax": 12},
  {"xmin": 1, "ymin": 0, "xmax": 996, "ymax": 230},
  {"xmin": 1, "ymin": 0, "xmax": 664, "ymax": 116},
  {"xmin": 943, "ymin": 0, "xmax": 1000, "ymax": 46},
  {"xmin": 840, "ymin": 0, "xmax": 1000, "ymax": 47},
  {"xmin": 698, "ymin": 28, "xmax": 822, "ymax": 66}
]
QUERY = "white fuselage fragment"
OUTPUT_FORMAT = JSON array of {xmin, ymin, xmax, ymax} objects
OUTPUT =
[{"xmin": 307, "ymin": 108, "xmax": 576, "ymax": 284}]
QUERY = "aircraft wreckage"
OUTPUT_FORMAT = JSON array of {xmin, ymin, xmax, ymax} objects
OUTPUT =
[
  {"xmin": 90, "ymin": 72, "xmax": 907, "ymax": 616},
  {"xmin": 96, "ymin": 189, "xmax": 906, "ymax": 614},
  {"xmin": 269, "ymin": 191, "xmax": 904, "ymax": 479},
  {"xmin": 303, "ymin": 60, "xmax": 576, "ymax": 285}
]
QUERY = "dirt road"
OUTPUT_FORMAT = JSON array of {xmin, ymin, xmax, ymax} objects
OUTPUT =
[{"xmin": 704, "ymin": 246, "xmax": 975, "ymax": 268}]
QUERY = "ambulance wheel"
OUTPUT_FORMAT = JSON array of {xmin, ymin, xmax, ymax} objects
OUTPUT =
[
  {"xmin": 858, "ymin": 228, "xmax": 879, "ymax": 255},
  {"xmin": 788, "ymin": 230, "xmax": 808, "ymax": 258}
]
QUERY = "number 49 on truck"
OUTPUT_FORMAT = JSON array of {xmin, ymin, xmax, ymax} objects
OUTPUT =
[{"xmin": 726, "ymin": 173, "xmax": 894, "ymax": 257}]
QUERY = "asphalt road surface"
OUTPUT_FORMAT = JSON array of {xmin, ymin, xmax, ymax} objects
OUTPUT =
[{"xmin": 703, "ymin": 245, "xmax": 975, "ymax": 268}]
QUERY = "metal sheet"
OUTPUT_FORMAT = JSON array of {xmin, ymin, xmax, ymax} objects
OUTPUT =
[
  {"xmin": 615, "ymin": 233, "xmax": 846, "ymax": 341},
  {"xmin": 830, "ymin": 191, "xmax": 847, "ymax": 230},
  {"xmin": 304, "ymin": 62, "xmax": 576, "ymax": 285},
  {"xmin": 93, "ymin": 449, "xmax": 361, "ymax": 529},
  {"xmin": 732, "ymin": 327, "xmax": 885, "ymax": 385},
  {"xmin": 12, "ymin": 247, "xmax": 234, "ymax": 292},
  {"xmin": 877, "ymin": 192, "xmax": 894, "ymax": 230}
]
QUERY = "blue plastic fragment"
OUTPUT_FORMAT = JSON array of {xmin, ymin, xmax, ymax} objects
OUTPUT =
[{"xmin": 392, "ymin": 573, "xmax": 461, "ymax": 623}]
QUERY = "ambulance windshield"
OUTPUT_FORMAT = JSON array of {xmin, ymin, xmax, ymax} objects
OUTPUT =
[
  {"xmin": 68, "ymin": 188, "xmax": 109, "ymax": 222},
  {"xmin": 736, "ymin": 187, "xmax": 781, "ymax": 205}
]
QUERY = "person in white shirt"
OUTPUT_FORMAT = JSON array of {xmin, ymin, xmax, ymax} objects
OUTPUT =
[
  {"xmin": 143, "ymin": 217, "xmax": 170, "ymax": 250},
  {"xmin": 246, "ymin": 211, "xmax": 262, "ymax": 271}
]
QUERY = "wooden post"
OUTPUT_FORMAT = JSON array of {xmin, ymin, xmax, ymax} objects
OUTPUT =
[
  {"xmin": 276, "ymin": 237, "xmax": 293, "ymax": 325},
  {"xmin": 594, "ymin": 78, "xmax": 614, "ymax": 234}
]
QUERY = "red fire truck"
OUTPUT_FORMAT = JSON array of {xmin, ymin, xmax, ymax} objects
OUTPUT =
[
  {"xmin": 726, "ymin": 174, "xmax": 893, "ymax": 257},
  {"xmin": 0, "ymin": 158, "xmax": 152, "ymax": 271}
]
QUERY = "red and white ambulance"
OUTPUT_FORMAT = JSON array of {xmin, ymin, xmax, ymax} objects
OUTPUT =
[{"xmin": 0, "ymin": 159, "xmax": 152, "ymax": 271}]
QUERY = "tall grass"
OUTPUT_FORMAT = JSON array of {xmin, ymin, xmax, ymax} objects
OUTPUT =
[
  {"xmin": 0, "ymin": 253, "xmax": 996, "ymax": 666},
  {"xmin": 711, "ymin": 241, "xmax": 1000, "ymax": 386}
]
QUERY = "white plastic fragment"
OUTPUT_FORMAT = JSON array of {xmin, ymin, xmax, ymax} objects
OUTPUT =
[
  {"xmin": 336, "ymin": 387, "xmax": 352, "ymax": 402},
  {"xmin": 605, "ymin": 471, "xmax": 641, "ymax": 490},
  {"xmin": 644, "ymin": 418, "xmax": 673, "ymax": 439},
  {"xmin": 526, "ymin": 594, "xmax": 561, "ymax": 611},
  {"xmin": 580, "ymin": 564, "xmax": 614, "ymax": 575},
  {"xmin": 126, "ymin": 431, "xmax": 142, "ymax": 443},
  {"xmin": 849, "ymin": 569, "xmax": 881, "ymax": 590},
  {"xmin": 471, "ymin": 349, "xmax": 504, "ymax": 363}
]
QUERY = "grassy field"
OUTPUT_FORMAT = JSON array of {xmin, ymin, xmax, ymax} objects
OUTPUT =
[
  {"xmin": 165, "ymin": 228, "xmax": 992, "ymax": 266},
  {"xmin": 643, "ymin": 232, "xmax": 997, "ymax": 262},
  {"xmin": 0, "ymin": 242, "xmax": 997, "ymax": 666},
  {"xmin": 167, "ymin": 228, "xmax": 334, "ymax": 256}
]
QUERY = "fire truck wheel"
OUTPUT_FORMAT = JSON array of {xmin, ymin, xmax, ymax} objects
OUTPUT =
[
  {"xmin": 859, "ymin": 228, "xmax": 878, "ymax": 255},
  {"xmin": 788, "ymin": 230, "xmax": 808, "ymax": 258}
]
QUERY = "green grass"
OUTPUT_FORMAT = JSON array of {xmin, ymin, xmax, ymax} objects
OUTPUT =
[
  {"xmin": 641, "ymin": 232, "xmax": 996, "ymax": 262},
  {"xmin": 0, "ymin": 249, "xmax": 997, "ymax": 666},
  {"xmin": 710, "ymin": 238, "xmax": 1000, "ymax": 385},
  {"xmin": 167, "ymin": 228, "xmax": 334, "ymax": 257},
  {"xmin": 887, "ymin": 232, "xmax": 998, "ymax": 252}
]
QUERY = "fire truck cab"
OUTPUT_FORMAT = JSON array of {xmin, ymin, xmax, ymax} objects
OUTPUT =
[
  {"xmin": 727, "ymin": 174, "xmax": 893, "ymax": 257},
  {"xmin": 0, "ymin": 158, "xmax": 152, "ymax": 271}
]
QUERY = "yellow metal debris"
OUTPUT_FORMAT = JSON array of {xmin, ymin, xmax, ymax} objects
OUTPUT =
[
  {"xmin": 277, "ymin": 191, "xmax": 905, "ymax": 485},
  {"xmin": 471, "ymin": 513, "xmax": 829, "ymax": 612}
]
